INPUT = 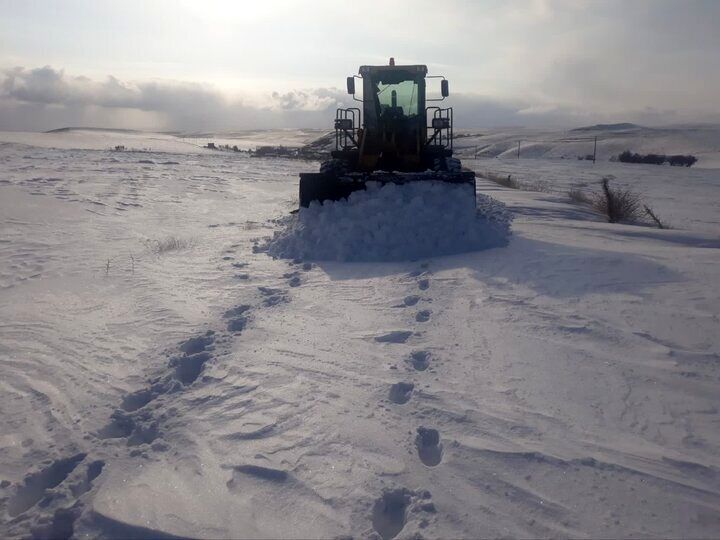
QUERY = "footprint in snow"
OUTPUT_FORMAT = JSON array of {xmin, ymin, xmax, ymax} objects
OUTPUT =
[
  {"xmin": 416, "ymin": 427, "xmax": 443, "ymax": 467},
  {"xmin": 375, "ymin": 330, "xmax": 413, "ymax": 344},
  {"xmin": 372, "ymin": 488, "xmax": 411, "ymax": 540},
  {"xmin": 417, "ymin": 278, "xmax": 430, "ymax": 291},
  {"xmin": 120, "ymin": 388, "xmax": 155, "ymax": 412},
  {"xmin": 415, "ymin": 310, "xmax": 431, "ymax": 323},
  {"xmin": 6, "ymin": 453, "xmax": 86, "ymax": 517},
  {"xmin": 7, "ymin": 455, "xmax": 105, "ymax": 539},
  {"xmin": 229, "ymin": 464, "xmax": 289, "ymax": 484},
  {"xmin": 392, "ymin": 295, "xmax": 420, "ymax": 308},
  {"xmin": 98, "ymin": 409, "xmax": 159, "ymax": 446},
  {"xmin": 171, "ymin": 331, "xmax": 216, "ymax": 382},
  {"xmin": 388, "ymin": 382, "xmax": 414, "ymax": 404},
  {"xmin": 258, "ymin": 286, "xmax": 289, "ymax": 307},
  {"xmin": 168, "ymin": 350, "xmax": 212, "ymax": 386},
  {"xmin": 224, "ymin": 306, "xmax": 250, "ymax": 332},
  {"xmin": 408, "ymin": 350, "xmax": 431, "ymax": 371},
  {"xmin": 179, "ymin": 331, "xmax": 215, "ymax": 355},
  {"xmin": 225, "ymin": 305, "xmax": 251, "ymax": 318},
  {"xmin": 227, "ymin": 317, "xmax": 248, "ymax": 332},
  {"xmin": 70, "ymin": 460, "xmax": 105, "ymax": 497},
  {"xmin": 284, "ymin": 271, "xmax": 302, "ymax": 287}
]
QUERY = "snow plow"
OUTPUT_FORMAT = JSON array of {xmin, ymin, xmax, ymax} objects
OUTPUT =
[{"xmin": 299, "ymin": 59, "xmax": 476, "ymax": 207}]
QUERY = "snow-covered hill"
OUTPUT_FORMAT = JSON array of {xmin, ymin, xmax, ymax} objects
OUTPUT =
[
  {"xmin": 1, "ymin": 129, "xmax": 719, "ymax": 538},
  {"xmin": 452, "ymin": 123, "xmax": 720, "ymax": 169},
  {"xmin": 0, "ymin": 128, "xmax": 326, "ymax": 153}
]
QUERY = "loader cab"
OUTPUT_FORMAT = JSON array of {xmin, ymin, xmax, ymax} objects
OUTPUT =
[
  {"xmin": 358, "ymin": 64, "xmax": 427, "ymax": 135},
  {"xmin": 334, "ymin": 59, "xmax": 453, "ymax": 172}
]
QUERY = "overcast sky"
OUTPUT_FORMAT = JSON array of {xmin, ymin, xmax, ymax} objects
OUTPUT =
[{"xmin": 1, "ymin": 0, "xmax": 718, "ymax": 131}]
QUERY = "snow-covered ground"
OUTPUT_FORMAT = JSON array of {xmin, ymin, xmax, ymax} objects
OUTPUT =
[{"xmin": 1, "ymin": 129, "xmax": 719, "ymax": 539}]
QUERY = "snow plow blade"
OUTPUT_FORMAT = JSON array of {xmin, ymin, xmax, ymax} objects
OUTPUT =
[{"xmin": 298, "ymin": 170, "xmax": 476, "ymax": 208}]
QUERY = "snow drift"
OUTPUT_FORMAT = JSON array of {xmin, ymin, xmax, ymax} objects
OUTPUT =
[{"xmin": 265, "ymin": 181, "xmax": 512, "ymax": 261}]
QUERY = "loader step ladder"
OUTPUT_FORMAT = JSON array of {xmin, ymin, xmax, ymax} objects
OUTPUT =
[{"xmin": 426, "ymin": 107, "xmax": 453, "ymax": 150}]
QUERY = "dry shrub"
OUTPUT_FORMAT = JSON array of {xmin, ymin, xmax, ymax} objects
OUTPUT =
[
  {"xmin": 643, "ymin": 205, "xmax": 668, "ymax": 229},
  {"xmin": 568, "ymin": 187, "xmax": 592, "ymax": 205},
  {"xmin": 593, "ymin": 177, "xmax": 643, "ymax": 223},
  {"xmin": 567, "ymin": 179, "xmax": 667, "ymax": 228}
]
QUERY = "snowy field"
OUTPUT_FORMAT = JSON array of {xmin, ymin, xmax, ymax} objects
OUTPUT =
[{"xmin": 1, "ymin": 129, "xmax": 719, "ymax": 538}]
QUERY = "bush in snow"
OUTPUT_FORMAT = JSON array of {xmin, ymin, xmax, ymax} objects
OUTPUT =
[
  {"xmin": 618, "ymin": 150, "xmax": 697, "ymax": 167},
  {"xmin": 567, "ymin": 187, "xmax": 592, "ymax": 205},
  {"xmin": 593, "ymin": 177, "xmax": 643, "ymax": 223},
  {"xmin": 667, "ymin": 154, "xmax": 697, "ymax": 167},
  {"xmin": 643, "ymin": 205, "xmax": 669, "ymax": 229},
  {"xmin": 568, "ymin": 179, "xmax": 668, "ymax": 228}
]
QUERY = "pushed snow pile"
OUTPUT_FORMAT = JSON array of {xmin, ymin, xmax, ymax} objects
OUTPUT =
[{"xmin": 265, "ymin": 181, "xmax": 512, "ymax": 262}]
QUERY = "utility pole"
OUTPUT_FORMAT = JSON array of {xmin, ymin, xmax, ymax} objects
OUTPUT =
[
  {"xmin": 593, "ymin": 136, "xmax": 597, "ymax": 164},
  {"xmin": 517, "ymin": 140, "xmax": 521, "ymax": 159}
]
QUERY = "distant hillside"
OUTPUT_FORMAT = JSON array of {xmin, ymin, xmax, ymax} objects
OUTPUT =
[
  {"xmin": 45, "ymin": 127, "xmax": 141, "ymax": 134},
  {"xmin": 571, "ymin": 123, "xmax": 643, "ymax": 132}
]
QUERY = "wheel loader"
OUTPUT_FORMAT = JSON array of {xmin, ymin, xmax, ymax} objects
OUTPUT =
[{"xmin": 299, "ymin": 58, "xmax": 476, "ymax": 207}]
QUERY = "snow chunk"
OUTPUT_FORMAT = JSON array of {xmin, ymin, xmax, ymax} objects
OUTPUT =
[{"xmin": 265, "ymin": 181, "xmax": 512, "ymax": 261}]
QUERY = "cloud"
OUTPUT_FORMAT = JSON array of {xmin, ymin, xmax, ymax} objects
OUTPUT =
[
  {"xmin": 1, "ymin": 66, "xmax": 249, "ymax": 129},
  {"xmin": 270, "ymin": 89, "xmax": 341, "ymax": 111},
  {"xmin": 1, "ymin": 65, "xmax": 718, "ymax": 132},
  {"xmin": 3, "ymin": 1, "xmax": 720, "ymax": 131},
  {"xmin": 0, "ymin": 66, "xmax": 263, "ymax": 130}
]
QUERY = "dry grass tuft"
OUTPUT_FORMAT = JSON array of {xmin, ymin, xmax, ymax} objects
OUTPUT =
[
  {"xmin": 567, "ymin": 187, "xmax": 593, "ymax": 205},
  {"xmin": 144, "ymin": 236, "xmax": 195, "ymax": 254}
]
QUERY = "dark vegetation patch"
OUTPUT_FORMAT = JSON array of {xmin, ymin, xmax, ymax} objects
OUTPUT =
[{"xmin": 618, "ymin": 150, "xmax": 697, "ymax": 167}]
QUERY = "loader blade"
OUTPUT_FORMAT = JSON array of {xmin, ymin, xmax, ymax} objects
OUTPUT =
[{"xmin": 298, "ymin": 170, "xmax": 476, "ymax": 208}]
